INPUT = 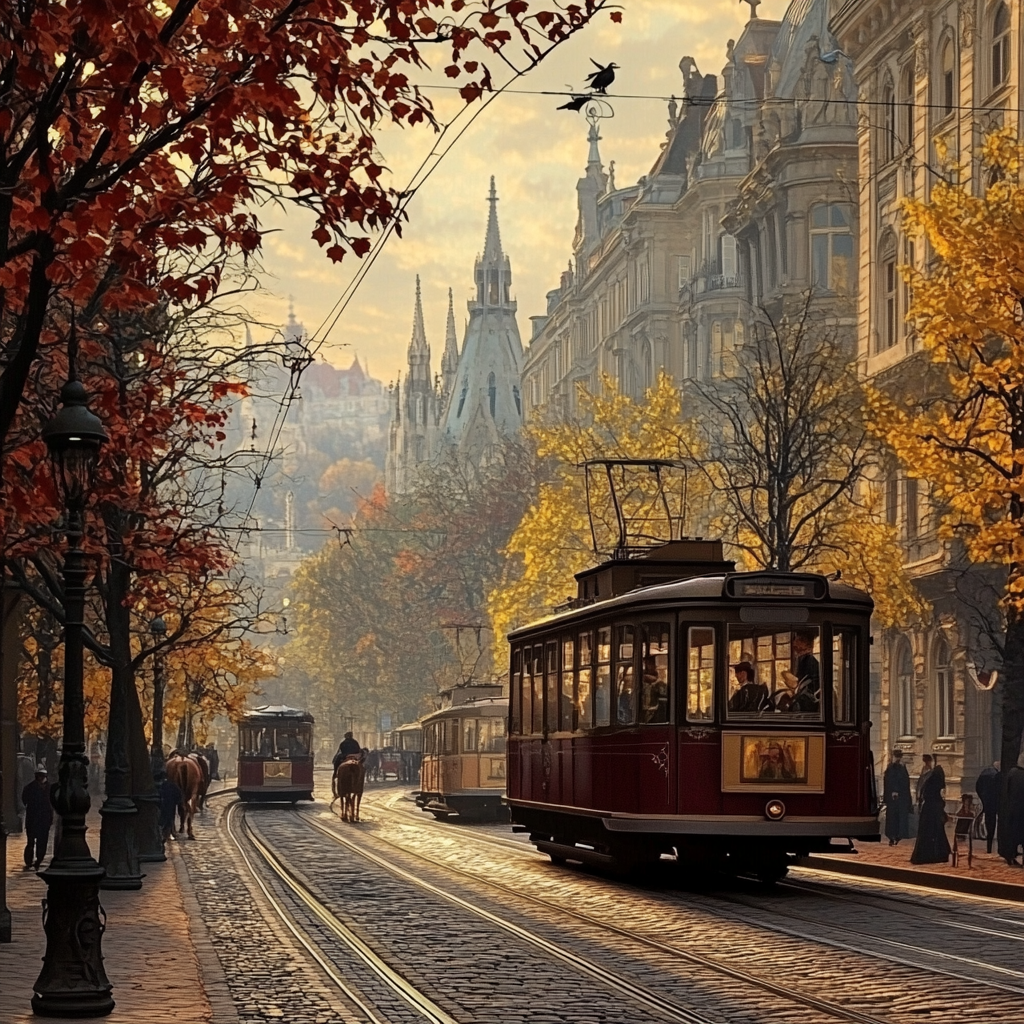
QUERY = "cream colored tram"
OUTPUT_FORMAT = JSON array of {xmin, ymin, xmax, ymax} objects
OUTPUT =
[{"xmin": 416, "ymin": 683, "xmax": 507, "ymax": 821}]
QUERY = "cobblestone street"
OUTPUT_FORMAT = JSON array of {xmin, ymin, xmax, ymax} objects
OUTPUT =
[{"xmin": 163, "ymin": 781, "xmax": 1024, "ymax": 1024}]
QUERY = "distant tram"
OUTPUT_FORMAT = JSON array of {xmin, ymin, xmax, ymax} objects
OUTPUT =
[
  {"xmin": 417, "ymin": 684, "xmax": 507, "ymax": 821},
  {"xmin": 505, "ymin": 462, "xmax": 879, "ymax": 882},
  {"xmin": 389, "ymin": 722, "xmax": 424, "ymax": 783},
  {"xmin": 237, "ymin": 705, "xmax": 315, "ymax": 803}
]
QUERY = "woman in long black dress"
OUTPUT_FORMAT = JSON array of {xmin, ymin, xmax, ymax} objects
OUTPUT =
[{"xmin": 911, "ymin": 760, "xmax": 950, "ymax": 864}]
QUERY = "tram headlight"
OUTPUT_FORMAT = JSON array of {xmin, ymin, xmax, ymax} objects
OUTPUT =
[{"xmin": 765, "ymin": 799, "xmax": 786, "ymax": 821}]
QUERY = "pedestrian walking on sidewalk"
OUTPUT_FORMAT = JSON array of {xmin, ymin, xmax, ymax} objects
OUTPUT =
[
  {"xmin": 883, "ymin": 749, "xmax": 912, "ymax": 845},
  {"xmin": 999, "ymin": 754, "xmax": 1024, "ymax": 866},
  {"xmin": 21, "ymin": 765, "xmax": 53, "ymax": 870},
  {"xmin": 911, "ymin": 754, "xmax": 950, "ymax": 865},
  {"xmin": 975, "ymin": 761, "xmax": 1001, "ymax": 854},
  {"xmin": 915, "ymin": 754, "xmax": 934, "ymax": 812},
  {"xmin": 158, "ymin": 771, "xmax": 183, "ymax": 842}
]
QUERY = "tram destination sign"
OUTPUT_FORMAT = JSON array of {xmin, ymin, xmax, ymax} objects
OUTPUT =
[{"xmin": 740, "ymin": 583, "xmax": 807, "ymax": 597}]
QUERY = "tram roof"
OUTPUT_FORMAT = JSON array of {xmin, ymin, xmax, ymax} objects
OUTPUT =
[
  {"xmin": 508, "ymin": 571, "xmax": 873, "ymax": 641},
  {"xmin": 242, "ymin": 704, "xmax": 314, "ymax": 722},
  {"xmin": 419, "ymin": 695, "xmax": 507, "ymax": 723}
]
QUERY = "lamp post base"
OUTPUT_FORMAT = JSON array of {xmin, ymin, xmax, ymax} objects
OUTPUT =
[
  {"xmin": 31, "ymin": 862, "xmax": 114, "ymax": 1017},
  {"xmin": 134, "ymin": 791, "xmax": 165, "ymax": 862},
  {"xmin": 97, "ymin": 798, "xmax": 143, "ymax": 891}
]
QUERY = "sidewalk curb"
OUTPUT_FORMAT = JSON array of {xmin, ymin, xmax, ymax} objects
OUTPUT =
[
  {"xmin": 171, "ymin": 844, "xmax": 241, "ymax": 1024},
  {"xmin": 797, "ymin": 855, "xmax": 1024, "ymax": 902}
]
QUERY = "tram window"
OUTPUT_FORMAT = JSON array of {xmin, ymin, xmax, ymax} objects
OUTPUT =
[
  {"xmin": 511, "ymin": 648, "xmax": 522, "ymax": 734},
  {"xmin": 463, "ymin": 719, "xmax": 479, "ymax": 752},
  {"xmin": 442, "ymin": 720, "xmax": 459, "ymax": 755},
  {"xmin": 531, "ymin": 646, "xmax": 544, "ymax": 733},
  {"xmin": 546, "ymin": 640, "xmax": 560, "ymax": 732},
  {"xmin": 595, "ymin": 626, "xmax": 612, "ymax": 727},
  {"xmin": 577, "ymin": 631, "xmax": 594, "ymax": 731},
  {"xmin": 727, "ymin": 625, "xmax": 823, "ymax": 720},
  {"xmin": 480, "ymin": 718, "xmax": 506, "ymax": 753},
  {"xmin": 561, "ymin": 637, "xmax": 575, "ymax": 732},
  {"xmin": 640, "ymin": 622, "xmax": 670, "ymax": 724},
  {"xmin": 536, "ymin": 645, "xmax": 546, "ymax": 732},
  {"xmin": 240, "ymin": 727, "xmax": 258, "ymax": 755},
  {"xmin": 616, "ymin": 624, "xmax": 637, "ymax": 725},
  {"xmin": 520, "ymin": 649, "xmax": 532, "ymax": 736},
  {"xmin": 687, "ymin": 627, "xmax": 716, "ymax": 722},
  {"xmin": 832, "ymin": 628, "xmax": 857, "ymax": 724}
]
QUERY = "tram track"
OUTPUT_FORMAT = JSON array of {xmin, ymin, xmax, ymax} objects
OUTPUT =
[
  {"xmin": 297, "ymin": 805, "xmax": 898, "ymax": 1024},
  {"xmin": 355, "ymin": 789, "xmax": 1024, "ymax": 1005},
  {"xmin": 224, "ymin": 800, "xmax": 459, "ymax": 1024}
]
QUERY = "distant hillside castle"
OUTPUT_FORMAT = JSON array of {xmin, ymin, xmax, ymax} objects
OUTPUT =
[{"xmin": 386, "ymin": 178, "xmax": 524, "ymax": 496}]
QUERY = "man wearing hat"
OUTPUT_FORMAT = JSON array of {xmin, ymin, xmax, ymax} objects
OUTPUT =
[
  {"xmin": 883, "ymin": 749, "xmax": 912, "ymax": 845},
  {"xmin": 727, "ymin": 661, "xmax": 769, "ymax": 713},
  {"xmin": 21, "ymin": 765, "xmax": 53, "ymax": 871}
]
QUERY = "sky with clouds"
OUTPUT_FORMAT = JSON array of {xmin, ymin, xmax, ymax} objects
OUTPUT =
[{"xmin": 253, "ymin": 0, "xmax": 791, "ymax": 384}]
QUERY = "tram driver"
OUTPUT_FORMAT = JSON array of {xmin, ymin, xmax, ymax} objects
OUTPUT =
[
  {"xmin": 727, "ymin": 661, "xmax": 769, "ymax": 713},
  {"xmin": 782, "ymin": 630, "xmax": 820, "ymax": 713}
]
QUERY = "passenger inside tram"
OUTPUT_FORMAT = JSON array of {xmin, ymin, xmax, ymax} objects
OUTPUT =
[{"xmin": 727, "ymin": 626, "xmax": 822, "ymax": 718}]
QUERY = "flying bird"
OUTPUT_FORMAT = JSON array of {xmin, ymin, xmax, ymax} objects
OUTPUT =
[
  {"xmin": 819, "ymin": 48, "xmax": 849, "ymax": 64},
  {"xmin": 557, "ymin": 94, "xmax": 591, "ymax": 112},
  {"xmin": 584, "ymin": 59, "xmax": 619, "ymax": 94}
]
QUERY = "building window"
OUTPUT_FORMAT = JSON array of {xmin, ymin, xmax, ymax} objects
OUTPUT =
[
  {"xmin": 882, "ymin": 78, "xmax": 896, "ymax": 163},
  {"xmin": 895, "ymin": 639, "xmax": 915, "ymax": 739},
  {"xmin": 935, "ymin": 639, "xmax": 954, "ymax": 739},
  {"xmin": 900, "ymin": 64, "xmax": 915, "ymax": 148},
  {"xmin": 993, "ymin": 2, "xmax": 1011, "ymax": 90},
  {"xmin": 940, "ymin": 37, "xmax": 956, "ymax": 117},
  {"xmin": 677, "ymin": 255, "xmax": 692, "ymax": 291},
  {"xmin": 719, "ymin": 234, "xmax": 738, "ymax": 284},
  {"xmin": 810, "ymin": 204, "xmax": 854, "ymax": 293},
  {"xmin": 488, "ymin": 372, "xmax": 496, "ymax": 419}
]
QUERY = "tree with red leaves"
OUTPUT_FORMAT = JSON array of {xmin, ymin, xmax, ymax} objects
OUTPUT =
[{"xmin": 0, "ymin": 0, "xmax": 614, "ymax": 445}]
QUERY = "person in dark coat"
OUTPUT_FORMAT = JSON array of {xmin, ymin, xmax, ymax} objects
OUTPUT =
[
  {"xmin": 999, "ymin": 755, "xmax": 1024, "ymax": 866},
  {"xmin": 975, "ymin": 761, "xmax": 1001, "ymax": 854},
  {"xmin": 790, "ymin": 630, "xmax": 821, "ymax": 713},
  {"xmin": 883, "ymin": 749, "xmax": 913, "ymax": 845},
  {"xmin": 158, "ymin": 771, "xmax": 183, "ymax": 842},
  {"xmin": 333, "ymin": 731, "xmax": 362, "ymax": 770},
  {"xmin": 911, "ymin": 755, "xmax": 950, "ymax": 865},
  {"xmin": 727, "ymin": 662, "xmax": 769, "ymax": 713},
  {"xmin": 21, "ymin": 766, "xmax": 53, "ymax": 870}
]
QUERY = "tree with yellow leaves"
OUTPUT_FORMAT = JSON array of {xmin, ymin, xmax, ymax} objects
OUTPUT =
[
  {"xmin": 867, "ymin": 129, "xmax": 1024, "ymax": 799},
  {"xmin": 689, "ymin": 296, "xmax": 924, "ymax": 628},
  {"xmin": 488, "ymin": 373, "xmax": 707, "ymax": 660}
]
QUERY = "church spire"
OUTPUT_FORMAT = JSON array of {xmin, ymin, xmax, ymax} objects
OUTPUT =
[
  {"xmin": 409, "ymin": 275, "xmax": 429, "ymax": 359},
  {"xmin": 441, "ymin": 287, "xmax": 459, "ymax": 398},
  {"xmin": 473, "ymin": 177, "xmax": 513, "ymax": 310}
]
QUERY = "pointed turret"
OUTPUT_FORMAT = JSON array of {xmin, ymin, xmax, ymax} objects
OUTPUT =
[
  {"xmin": 443, "ymin": 179, "xmax": 523, "ymax": 461},
  {"xmin": 441, "ymin": 288, "xmax": 460, "ymax": 400},
  {"xmin": 574, "ymin": 120, "xmax": 608, "ymax": 262},
  {"xmin": 473, "ymin": 179, "xmax": 515, "ymax": 311},
  {"xmin": 408, "ymin": 275, "xmax": 431, "ymax": 384}
]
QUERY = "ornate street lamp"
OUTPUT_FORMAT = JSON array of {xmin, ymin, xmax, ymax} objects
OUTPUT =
[
  {"xmin": 33, "ymin": 377, "xmax": 115, "ymax": 1017},
  {"xmin": 136, "ymin": 615, "xmax": 168, "ymax": 863}
]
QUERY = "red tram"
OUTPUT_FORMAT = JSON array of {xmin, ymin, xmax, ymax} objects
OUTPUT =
[
  {"xmin": 237, "ymin": 705, "xmax": 315, "ymax": 803},
  {"xmin": 505, "ymin": 539, "xmax": 879, "ymax": 881}
]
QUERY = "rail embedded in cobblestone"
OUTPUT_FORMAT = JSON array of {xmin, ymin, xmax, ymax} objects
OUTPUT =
[
  {"xmin": 224, "ymin": 801, "xmax": 456, "ymax": 1024},
  {"xmin": 295, "ymin": 810, "xmax": 717, "ymax": 1024}
]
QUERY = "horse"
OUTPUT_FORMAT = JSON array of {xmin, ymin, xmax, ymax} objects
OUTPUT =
[
  {"xmin": 331, "ymin": 756, "xmax": 365, "ymax": 822},
  {"xmin": 191, "ymin": 751, "xmax": 211, "ymax": 810},
  {"xmin": 165, "ymin": 753, "xmax": 204, "ymax": 839}
]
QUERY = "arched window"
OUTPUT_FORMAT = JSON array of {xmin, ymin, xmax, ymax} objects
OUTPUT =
[
  {"xmin": 882, "ymin": 78, "xmax": 896, "ymax": 163},
  {"xmin": 935, "ymin": 639, "xmax": 954, "ymax": 738},
  {"xmin": 879, "ymin": 233, "xmax": 899, "ymax": 351},
  {"xmin": 993, "ymin": 2, "xmax": 1011, "ymax": 90},
  {"xmin": 895, "ymin": 639, "xmax": 915, "ymax": 738},
  {"xmin": 940, "ymin": 36, "xmax": 956, "ymax": 117},
  {"xmin": 900, "ymin": 64, "xmax": 915, "ymax": 148}
]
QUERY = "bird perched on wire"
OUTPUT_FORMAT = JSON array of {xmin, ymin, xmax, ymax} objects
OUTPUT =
[
  {"xmin": 584, "ymin": 59, "xmax": 619, "ymax": 94},
  {"xmin": 557, "ymin": 93, "xmax": 591, "ymax": 112}
]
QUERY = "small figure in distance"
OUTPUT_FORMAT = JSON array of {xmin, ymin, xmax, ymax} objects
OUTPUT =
[
  {"xmin": 727, "ymin": 661, "xmax": 769, "ymax": 713},
  {"xmin": 21, "ymin": 765, "xmax": 53, "ymax": 871},
  {"xmin": 883, "ymin": 749, "xmax": 912, "ymax": 846},
  {"xmin": 333, "ymin": 731, "xmax": 362, "ymax": 771},
  {"xmin": 584, "ymin": 59, "xmax": 619, "ymax": 95},
  {"xmin": 975, "ymin": 760, "xmax": 1001, "ymax": 854}
]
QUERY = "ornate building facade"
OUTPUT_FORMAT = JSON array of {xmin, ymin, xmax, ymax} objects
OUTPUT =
[
  {"xmin": 523, "ymin": 0, "xmax": 858, "ymax": 421},
  {"xmin": 831, "ymin": 0, "xmax": 1011, "ymax": 801},
  {"xmin": 386, "ymin": 180, "xmax": 524, "ymax": 495}
]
